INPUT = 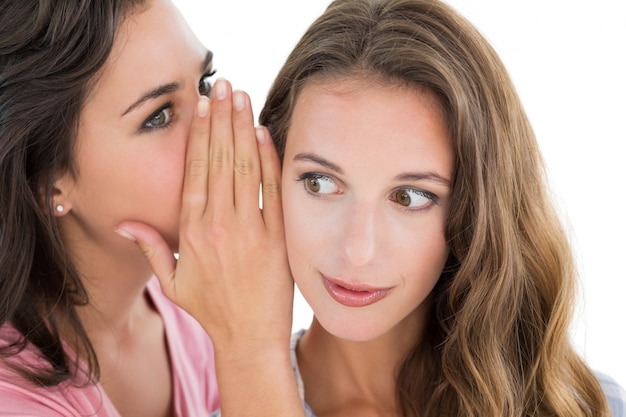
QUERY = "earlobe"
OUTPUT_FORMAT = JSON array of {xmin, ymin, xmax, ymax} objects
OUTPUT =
[
  {"xmin": 52, "ymin": 192, "xmax": 73, "ymax": 216},
  {"xmin": 53, "ymin": 203, "xmax": 68, "ymax": 216},
  {"xmin": 52, "ymin": 169, "xmax": 74, "ymax": 217}
]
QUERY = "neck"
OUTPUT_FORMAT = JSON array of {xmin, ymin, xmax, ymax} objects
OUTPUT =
[
  {"xmin": 61, "ymin": 224, "xmax": 157, "ymax": 341},
  {"xmin": 297, "ymin": 314, "xmax": 421, "ymax": 416},
  {"xmin": 77, "ymin": 277, "xmax": 153, "ymax": 338}
]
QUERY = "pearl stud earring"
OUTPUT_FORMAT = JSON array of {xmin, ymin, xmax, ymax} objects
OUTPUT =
[{"xmin": 55, "ymin": 205, "xmax": 64, "ymax": 213}]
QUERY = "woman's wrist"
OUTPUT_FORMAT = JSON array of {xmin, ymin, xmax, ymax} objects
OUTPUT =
[{"xmin": 214, "ymin": 338, "xmax": 305, "ymax": 416}]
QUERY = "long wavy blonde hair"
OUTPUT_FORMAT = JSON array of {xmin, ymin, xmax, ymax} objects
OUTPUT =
[{"xmin": 260, "ymin": 0, "xmax": 610, "ymax": 415}]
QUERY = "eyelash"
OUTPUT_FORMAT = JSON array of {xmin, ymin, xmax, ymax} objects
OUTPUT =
[
  {"xmin": 389, "ymin": 188, "xmax": 437, "ymax": 212},
  {"xmin": 140, "ymin": 101, "xmax": 175, "ymax": 132},
  {"xmin": 199, "ymin": 69, "xmax": 217, "ymax": 97},
  {"xmin": 297, "ymin": 172, "xmax": 438, "ymax": 212},
  {"xmin": 297, "ymin": 173, "xmax": 339, "ymax": 197},
  {"xmin": 138, "ymin": 68, "xmax": 216, "ymax": 133}
]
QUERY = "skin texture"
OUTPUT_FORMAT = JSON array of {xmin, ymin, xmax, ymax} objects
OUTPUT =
[
  {"xmin": 56, "ymin": 0, "xmax": 210, "ymax": 272},
  {"xmin": 53, "ymin": 0, "xmax": 211, "ymax": 415},
  {"xmin": 283, "ymin": 79, "xmax": 453, "ymax": 341},
  {"xmin": 119, "ymin": 84, "xmax": 304, "ymax": 416},
  {"xmin": 283, "ymin": 79, "xmax": 454, "ymax": 416},
  {"xmin": 114, "ymin": 14, "xmax": 305, "ymax": 417}
]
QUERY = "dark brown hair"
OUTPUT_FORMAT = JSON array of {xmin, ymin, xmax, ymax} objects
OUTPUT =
[
  {"xmin": 1, "ymin": 0, "xmax": 146, "ymax": 386},
  {"xmin": 260, "ymin": 0, "xmax": 610, "ymax": 415}
]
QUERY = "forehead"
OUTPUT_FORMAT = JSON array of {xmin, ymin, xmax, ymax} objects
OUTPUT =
[
  {"xmin": 293, "ymin": 76, "xmax": 446, "ymax": 130},
  {"xmin": 286, "ymin": 77, "xmax": 454, "ymax": 178},
  {"xmin": 290, "ymin": 77, "xmax": 448, "ymax": 144},
  {"xmin": 302, "ymin": 73, "xmax": 444, "ymax": 108},
  {"xmin": 87, "ymin": 0, "xmax": 206, "ymax": 103}
]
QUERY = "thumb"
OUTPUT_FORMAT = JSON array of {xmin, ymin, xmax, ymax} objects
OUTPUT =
[{"xmin": 114, "ymin": 221, "xmax": 177, "ymax": 293}]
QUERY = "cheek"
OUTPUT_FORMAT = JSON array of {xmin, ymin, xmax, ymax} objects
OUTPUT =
[
  {"xmin": 283, "ymin": 194, "xmax": 314, "ymax": 254},
  {"xmin": 135, "ymin": 152, "xmax": 184, "ymax": 192},
  {"xmin": 121, "ymin": 146, "xmax": 185, "ymax": 201},
  {"xmin": 405, "ymin": 226, "xmax": 449, "ymax": 285},
  {"xmin": 281, "ymin": 187, "xmax": 330, "ymax": 277},
  {"xmin": 135, "ymin": 135, "xmax": 187, "ymax": 212},
  {"xmin": 387, "ymin": 214, "xmax": 449, "ymax": 278},
  {"xmin": 75, "ymin": 130, "xmax": 187, "ymax": 229},
  {"xmin": 138, "ymin": 125, "xmax": 189, "ymax": 185}
]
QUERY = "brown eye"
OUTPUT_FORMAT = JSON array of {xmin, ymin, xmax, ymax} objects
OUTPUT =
[
  {"xmin": 391, "ymin": 188, "xmax": 434, "ymax": 209},
  {"xmin": 395, "ymin": 190, "xmax": 411, "ymax": 206},
  {"xmin": 300, "ymin": 174, "xmax": 338, "ymax": 195},
  {"xmin": 306, "ymin": 177, "xmax": 321, "ymax": 193}
]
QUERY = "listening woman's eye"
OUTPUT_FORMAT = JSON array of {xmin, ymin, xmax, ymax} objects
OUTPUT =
[
  {"xmin": 299, "ymin": 173, "xmax": 339, "ymax": 195},
  {"xmin": 391, "ymin": 188, "xmax": 434, "ymax": 209},
  {"xmin": 198, "ymin": 69, "xmax": 216, "ymax": 97},
  {"xmin": 142, "ymin": 102, "xmax": 173, "ymax": 130}
]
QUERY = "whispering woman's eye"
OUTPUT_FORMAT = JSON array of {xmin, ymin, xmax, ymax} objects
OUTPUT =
[
  {"xmin": 299, "ymin": 173, "xmax": 339, "ymax": 195},
  {"xmin": 391, "ymin": 188, "xmax": 434, "ymax": 209},
  {"xmin": 198, "ymin": 69, "xmax": 216, "ymax": 97},
  {"xmin": 142, "ymin": 102, "xmax": 173, "ymax": 130}
]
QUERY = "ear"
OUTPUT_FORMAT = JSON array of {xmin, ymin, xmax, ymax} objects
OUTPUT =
[{"xmin": 51, "ymin": 169, "xmax": 75, "ymax": 217}]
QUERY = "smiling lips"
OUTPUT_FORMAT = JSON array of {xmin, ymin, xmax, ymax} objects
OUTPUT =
[{"xmin": 322, "ymin": 276, "xmax": 392, "ymax": 307}]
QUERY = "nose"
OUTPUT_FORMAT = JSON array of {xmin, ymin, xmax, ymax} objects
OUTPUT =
[{"xmin": 340, "ymin": 202, "xmax": 377, "ymax": 267}]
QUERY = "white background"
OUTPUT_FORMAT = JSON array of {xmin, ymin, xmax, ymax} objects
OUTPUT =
[{"xmin": 173, "ymin": 0, "xmax": 626, "ymax": 387}]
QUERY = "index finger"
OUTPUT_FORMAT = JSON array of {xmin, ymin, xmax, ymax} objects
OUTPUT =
[
  {"xmin": 182, "ymin": 96, "xmax": 211, "ymax": 223},
  {"xmin": 207, "ymin": 78, "xmax": 235, "ymax": 214}
]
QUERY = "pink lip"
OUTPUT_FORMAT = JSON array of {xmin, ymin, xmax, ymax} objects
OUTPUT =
[{"xmin": 322, "ymin": 276, "xmax": 391, "ymax": 307}]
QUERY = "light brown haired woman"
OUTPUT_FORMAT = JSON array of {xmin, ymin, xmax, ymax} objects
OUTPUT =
[
  {"xmin": 113, "ymin": 0, "xmax": 626, "ymax": 416},
  {"xmin": 256, "ymin": 0, "xmax": 626, "ymax": 415}
]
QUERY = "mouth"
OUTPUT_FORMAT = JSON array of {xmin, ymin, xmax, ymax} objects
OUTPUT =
[{"xmin": 322, "ymin": 275, "xmax": 392, "ymax": 308}]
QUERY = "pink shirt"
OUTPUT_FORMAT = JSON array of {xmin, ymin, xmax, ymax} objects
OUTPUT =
[{"xmin": 0, "ymin": 278, "xmax": 219, "ymax": 416}]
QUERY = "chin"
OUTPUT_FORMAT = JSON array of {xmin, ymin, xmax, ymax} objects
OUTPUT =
[{"xmin": 316, "ymin": 310, "xmax": 390, "ymax": 343}]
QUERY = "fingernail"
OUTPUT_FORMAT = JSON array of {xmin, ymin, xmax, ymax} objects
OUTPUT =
[
  {"xmin": 197, "ymin": 96, "xmax": 209, "ymax": 118},
  {"xmin": 255, "ymin": 127, "xmax": 266, "ymax": 144},
  {"xmin": 114, "ymin": 227, "xmax": 136, "ymax": 242},
  {"xmin": 233, "ymin": 90, "xmax": 246, "ymax": 111},
  {"xmin": 213, "ymin": 78, "xmax": 228, "ymax": 100}
]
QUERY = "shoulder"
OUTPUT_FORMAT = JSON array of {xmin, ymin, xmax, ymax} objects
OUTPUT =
[
  {"xmin": 1, "ymin": 324, "xmax": 119, "ymax": 417},
  {"xmin": 146, "ymin": 277, "xmax": 219, "ymax": 413},
  {"xmin": 0, "ymin": 380, "xmax": 119, "ymax": 417},
  {"xmin": 596, "ymin": 371, "xmax": 626, "ymax": 417}
]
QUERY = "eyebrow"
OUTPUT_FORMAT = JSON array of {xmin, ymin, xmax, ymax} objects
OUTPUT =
[
  {"xmin": 122, "ymin": 83, "xmax": 181, "ymax": 116},
  {"xmin": 122, "ymin": 50, "xmax": 214, "ymax": 117},
  {"xmin": 293, "ymin": 152, "xmax": 451, "ymax": 186},
  {"xmin": 293, "ymin": 153, "xmax": 343, "ymax": 174},
  {"xmin": 395, "ymin": 172, "xmax": 451, "ymax": 186}
]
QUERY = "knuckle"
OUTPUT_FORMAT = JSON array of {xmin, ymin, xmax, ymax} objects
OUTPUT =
[
  {"xmin": 262, "ymin": 180, "xmax": 281, "ymax": 196},
  {"xmin": 181, "ymin": 218, "xmax": 227, "ymax": 246},
  {"xmin": 182, "ymin": 193, "xmax": 206, "ymax": 208},
  {"xmin": 191, "ymin": 123, "xmax": 208, "ymax": 137},
  {"xmin": 208, "ymin": 220, "xmax": 228, "ymax": 243},
  {"xmin": 187, "ymin": 158, "xmax": 209, "ymax": 177},
  {"xmin": 210, "ymin": 149, "xmax": 231, "ymax": 168},
  {"xmin": 234, "ymin": 157, "xmax": 254, "ymax": 176},
  {"xmin": 141, "ymin": 244, "xmax": 156, "ymax": 261},
  {"xmin": 180, "ymin": 222, "xmax": 200, "ymax": 244}
]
